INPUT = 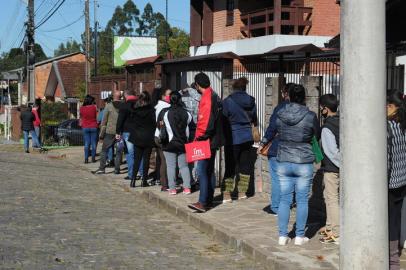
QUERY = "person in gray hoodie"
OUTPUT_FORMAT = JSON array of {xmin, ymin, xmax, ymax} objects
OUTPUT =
[
  {"xmin": 93, "ymin": 91, "xmax": 122, "ymax": 174},
  {"xmin": 275, "ymin": 84, "xmax": 320, "ymax": 246}
]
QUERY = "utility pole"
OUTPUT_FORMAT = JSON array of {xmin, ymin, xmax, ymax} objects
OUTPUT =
[
  {"xmin": 165, "ymin": 0, "xmax": 169, "ymax": 58},
  {"xmin": 340, "ymin": 0, "xmax": 388, "ymax": 269},
  {"xmin": 93, "ymin": 0, "xmax": 98, "ymax": 77},
  {"xmin": 85, "ymin": 0, "xmax": 90, "ymax": 94},
  {"xmin": 26, "ymin": 0, "xmax": 35, "ymax": 103}
]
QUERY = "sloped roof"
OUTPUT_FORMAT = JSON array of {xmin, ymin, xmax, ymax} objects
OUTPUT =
[
  {"xmin": 265, "ymin": 44, "xmax": 323, "ymax": 55},
  {"xmin": 157, "ymin": 52, "xmax": 241, "ymax": 65},
  {"xmin": 125, "ymin": 55, "xmax": 161, "ymax": 66},
  {"xmin": 44, "ymin": 61, "xmax": 85, "ymax": 98},
  {"xmin": 34, "ymin": 52, "xmax": 85, "ymax": 67}
]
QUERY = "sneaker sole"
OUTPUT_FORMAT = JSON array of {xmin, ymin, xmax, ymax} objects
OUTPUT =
[{"xmin": 187, "ymin": 204, "xmax": 206, "ymax": 213}]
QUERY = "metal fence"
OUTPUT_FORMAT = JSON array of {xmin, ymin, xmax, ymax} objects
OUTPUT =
[{"xmin": 41, "ymin": 119, "xmax": 84, "ymax": 147}]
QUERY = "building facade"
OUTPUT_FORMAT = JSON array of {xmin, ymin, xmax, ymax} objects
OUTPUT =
[{"xmin": 189, "ymin": 0, "xmax": 340, "ymax": 57}]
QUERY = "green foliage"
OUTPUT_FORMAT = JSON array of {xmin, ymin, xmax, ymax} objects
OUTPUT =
[
  {"xmin": 54, "ymin": 40, "xmax": 81, "ymax": 57},
  {"xmin": 168, "ymin": 28, "xmax": 190, "ymax": 59},
  {"xmin": 74, "ymin": 80, "xmax": 86, "ymax": 102},
  {"xmin": 34, "ymin": 44, "xmax": 48, "ymax": 62},
  {"xmin": 0, "ymin": 44, "xmax": 48, "ymax": 73},
  {"xmin": 41, "ymin": 102, "xmax": 68, "ymax": 125}
]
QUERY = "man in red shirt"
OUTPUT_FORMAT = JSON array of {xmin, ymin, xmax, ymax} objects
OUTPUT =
[{"xmin": 188, "ymin": 73, "xmax": 224, "ymax": 212}]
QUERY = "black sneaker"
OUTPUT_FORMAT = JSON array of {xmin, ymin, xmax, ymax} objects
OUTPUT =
[
  {"xmin": 92, "ymin": 169, "xmax": 105, "ymax": 174},
  {"xmin": 124, "ymin": 176, "xmax": 132, "ymax": 180},
  {"xmin": 114, "ymin": 170, "xmax": 120, "ymax": 175},
  {"xmin": 269, "ymin": 209, "xmax": 278, "ymax": 216}
]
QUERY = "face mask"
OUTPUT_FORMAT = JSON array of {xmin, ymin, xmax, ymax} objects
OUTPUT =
[{"xmin": 164, "ymin": 95, "xmax": 170, "ymax": 103}]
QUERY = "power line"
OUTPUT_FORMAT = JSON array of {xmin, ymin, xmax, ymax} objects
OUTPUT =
[
  {"xmin": 42, "ymin": 14, "xmax": 84, "ymax": 32},
  {"xmin": 34, "ymin": 0, "xmax": 50, "ymax": 15},
  {"xmin": 35, "ymin": 0, "xmax": 66, "ymax": 29}
]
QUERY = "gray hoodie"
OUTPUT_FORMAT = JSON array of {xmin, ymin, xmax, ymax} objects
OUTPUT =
[{"xmin": 276, "ymin": 103, "xmax": 320, "ymax": 164}]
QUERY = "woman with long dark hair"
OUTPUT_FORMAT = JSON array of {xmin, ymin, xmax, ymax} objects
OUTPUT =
[
  {"xmin": 80, "ymin": 95, "xmax": 98, "ymax": 163},
  {"xmin": 386, "ymin": 89, "xmax": 406, "ymax": 270},
  {"xmin": 128, "ymin": 91, "xmax": 156, "ymax": 188},
  {"xmin": 161, "ymin": 91, "xmax": 193, "ymax": 195}
]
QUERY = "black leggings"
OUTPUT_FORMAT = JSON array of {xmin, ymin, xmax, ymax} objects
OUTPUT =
[
  {"xmin": 233, "ymin": 141, "xmax": 255, "ymax": 175},
  {"xmin": 133, "ymin": 146, "xmax": 152, "ymax": 180}
]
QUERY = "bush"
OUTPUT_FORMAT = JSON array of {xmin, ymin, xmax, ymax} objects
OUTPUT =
[{"xmin": 41, "ymin": 102, "xmax": 68, "ymax": 125}]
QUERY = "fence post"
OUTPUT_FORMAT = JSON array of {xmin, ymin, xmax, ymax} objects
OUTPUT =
[{"xmin": 300, "ymin": 76, "xmax": 322, "ymax": 115}]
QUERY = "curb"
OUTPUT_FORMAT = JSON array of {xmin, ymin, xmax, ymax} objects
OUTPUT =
[{"xmin": 139, "ymin": 190, "xmax": 306, "ymax": 270}]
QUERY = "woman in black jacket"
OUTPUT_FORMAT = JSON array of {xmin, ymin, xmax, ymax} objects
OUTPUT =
[
  {"xmin": 127, "ymin": 91, "xmax": 156, "ymax": 188},
  {"xmin": 160, "ymin": 92, "xmax": 193, "ymax": 195},
  {"xmin": 20, "ymin": 105, "xmax": 41, "ymax": 153}
]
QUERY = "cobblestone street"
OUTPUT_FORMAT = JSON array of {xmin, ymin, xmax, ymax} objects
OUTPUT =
[{"xmin": 0, "ymin": 149, "xmax": 265, "ymax": 270}]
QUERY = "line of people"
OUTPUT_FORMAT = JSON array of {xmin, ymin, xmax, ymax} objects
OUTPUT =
[{"xmin": 82, "ymin": 73, "xmax": 405, "ymax": 269}]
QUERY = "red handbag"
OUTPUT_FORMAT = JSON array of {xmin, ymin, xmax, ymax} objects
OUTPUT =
[{"xmin": 185, "ymin": 140, "xmax": 211, "ymax": 163}]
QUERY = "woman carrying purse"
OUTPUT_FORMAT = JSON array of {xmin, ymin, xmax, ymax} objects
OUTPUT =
[{"xmin": 222, "ymin": 77, "xmax": 258, "ymax": 202}]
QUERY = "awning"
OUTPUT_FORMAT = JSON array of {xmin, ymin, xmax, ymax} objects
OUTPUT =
[
  {"xmin": 265, "ymin": 44, "xmax": 324, "ymax": 55},
  {"xmin": 157, "ymin": 52, "xmax": 241, "ymax": 65},
  {"xmin": 125, "ymin": 55, "xmax": 162, "ymax": 66}
]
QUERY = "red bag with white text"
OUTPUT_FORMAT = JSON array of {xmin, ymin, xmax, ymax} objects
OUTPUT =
[{"xmin": 185, "ymin": 140, "xmax": 211, "ymax": 163}]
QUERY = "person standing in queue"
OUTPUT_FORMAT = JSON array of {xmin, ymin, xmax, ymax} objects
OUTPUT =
[{"xmin": 188, "ymin": 73, "xmax": 224, "ymax": 213}]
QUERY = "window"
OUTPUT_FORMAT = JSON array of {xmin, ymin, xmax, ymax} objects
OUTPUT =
[{"xmin": 226, "ymin": 0, "xmax": 234, "ymax": 26}]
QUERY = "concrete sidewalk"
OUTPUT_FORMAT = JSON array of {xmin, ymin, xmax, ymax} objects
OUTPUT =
[{"xmin": 30, "ymin": 146, "xmax": 406, "ymax": 269}]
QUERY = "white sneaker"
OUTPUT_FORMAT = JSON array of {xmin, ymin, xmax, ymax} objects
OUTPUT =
[
  {"xmin": 278, "ymin": 236, "xmax": 290, "ymax": 246},
  {"xmin": 294, "ymin": 237, "xmax": 310, "ymax": 246}
]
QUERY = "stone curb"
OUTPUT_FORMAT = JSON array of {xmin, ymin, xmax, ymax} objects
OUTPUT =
[{"xmin": 138, "ymin": 190, "xmax": 305, "ymax": 270}]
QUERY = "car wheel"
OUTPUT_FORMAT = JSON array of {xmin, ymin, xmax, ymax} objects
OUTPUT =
[{"xmin": 59, "ymin": 137, "xmax": 70, "ymax": 146}]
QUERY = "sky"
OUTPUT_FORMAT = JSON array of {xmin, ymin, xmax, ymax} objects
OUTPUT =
[{"xmin": 0, "ymin": 0, "xmax": 190, "ymax": 57}]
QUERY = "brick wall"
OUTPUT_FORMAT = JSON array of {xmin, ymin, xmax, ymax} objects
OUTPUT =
[
  {"xmin": 35, "ymin": 63, "xmax": 52, "ymax": 99},
  {"xmin": 88, "ymin": 75, "xmax": 127, "ymax": 108},
  {"xmin": 213, "ymin": 0, "xmax": 244, "ymax": 42},
  {"xmin": 304, "ymin": 0, "xmax": 340, "ymax": 36},
  {"xmin": 204, "ymin": 0, "xmax": 340, "ymax": 44},
  {"xmin": 11, "ymin": 108, "xmax": 21, "ymax": 141}
]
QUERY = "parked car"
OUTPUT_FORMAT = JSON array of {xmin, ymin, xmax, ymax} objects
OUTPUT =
[{"xmin": 57, "ymin": 119, "xmax": 84, "ymax": 146}]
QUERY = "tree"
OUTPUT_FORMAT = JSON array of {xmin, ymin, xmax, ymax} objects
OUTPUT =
[
  {"xmin": 168, "ymin": 28, "xmax": 190, "ymax": 58},
  {"xmin": 123, "ymin": 0, "xmax": 140, "ymax": 35},
  {"xmin": 106, "ymin": 0, "xmax": 140, "ymax": 36},
  {"xmin": 0, "ymin": 44, "xmax": 48, "ymax": 73},
  {"xmin": 54, "ymin": 40, "xmax": 81, "ymax": 57},
  {"xmin": 138, "ymin": 3, "xmax": 156, "ymax": 36},
  {"xmin": 34, "ymin": 44, "xmax": 47, "ymax": 62}
]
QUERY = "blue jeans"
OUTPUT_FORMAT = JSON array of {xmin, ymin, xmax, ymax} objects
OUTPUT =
[
  {"xmin": 122, "ymin": 132, "xmax": 143, "ymax": 178},
  {"xmin": 269, "ymin": 157, "xmax": 281, "ymax": 213},
  {"xmin": 276, "ymin": 161, "xmax": 313, "ymax": 237},
  {"xmin": 83, "ymin": 128, "xmax": 97, "ymax": 160},
  {"xmin": 197, "ymin": 153, "xmax": 216, "ymax": 205},
  {"xmin": 23, "ymin": 130, "xmax": 41, "ymax": 151}
]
